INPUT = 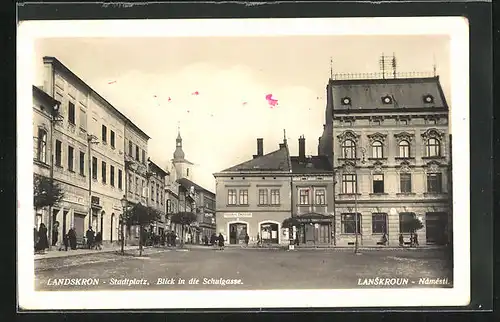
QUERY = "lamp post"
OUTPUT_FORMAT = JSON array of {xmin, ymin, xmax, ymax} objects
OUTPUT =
[
  {"xmin": 120, "ymin": 195, "xmax": 128, "ymax": 255},
  {"xmin": 47, "ymin": 102, "xmax": 62, "ymax": 251},
  {"xmin": 354, "ymin": 147, "xmax": 366, "ymax": 255},
  {"xmin": 87, "ymin": 134, "xmax": 99, "ymax": 232}
]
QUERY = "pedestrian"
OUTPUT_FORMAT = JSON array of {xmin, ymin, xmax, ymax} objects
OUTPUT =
[
  {"xmin": 210, "ymin": 233, "xmax": 217, "ymax": 249},
  {"xmin": 63, "ymin": 230, "xmax": 69, "ymax": 251},
  {"xmin": 33, "ymin": 225, "xmax": 38, "ymax": 253},
  {"xmin": 399, "ymin": 233, "xmax": 404, "ymax": 247},
  {"xmin": 35, "ymin": 223, "xmax": 49, "ymax": 254},
  {"xmin": 381, "ymin": 233, "xmax": 388, "ymax": 246},
  {"xmin": 86, "ymin": 226, "xmax": 95, "ymax": 249},
  {"xmin": 172, "ymin": 232, "xmax": 177, "ymax": 247},
  {"xmin": 257, "ymin": 233, "xmax": 261, "ymax": 247},
  {"xmin": 412, "ymin": 234, "xmax": 419, "ymax": 247},
  {"xmin": 52, "ymin": 221, "xmax": 59, "ymax": 248},
  {"xmin": 218, "ymin": 233, "xmax": 225, "ymax": 250},
  {"xmin": 68, "ymin": 227, "xmax": 77, "ymax": 250},
  {"xmin": 94, "ymin": 231, "xmax": 103, "ymax": 250},
  {"xmin": 203, "ymin": 235, "xmax": 209, "ymax": 246},
  {"xmin": 244, "ymin": 234, "xmax": 249, "ymax": 247}
]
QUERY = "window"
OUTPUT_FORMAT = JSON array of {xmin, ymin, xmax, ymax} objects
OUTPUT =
[
  {"xmin": 239, "ymin": 189, "xmax": 248, "ymax": 205},
  {"xmin": 67, "ymin": 146, "xmax": 74, "ymax": 172},
  {"xmin": 315, "ymin": 189, "xmax": 326, "ymax": 205},
  {"xmin": 128, "ymin": 141, "xmax": 133, "ymax": 156},
  {"xmin": 426, "ymin": 138, "xmax": 441, "ymax": 157},
  {"xmin": 55, "ymin": 140, "xmax": 62, "ymax": 167},
  {"xmin": 128, "ymin": 175, "xmax": 133, "ymax": 193},
  {"xmin": 372, "ymin": 213, "xmax": 387, "ymax": 234},
  {"xmin": 135, "ymin": 146, "xmax": 140, "ymax": 161},
  {"xmin": 92, "ymin": 157, "xmax": 98, "ymax": 179},
  {"xmin": 102, "ymin": 125, "xmax": 107, "ymax": 143},
  {"xmin": 299, "ymin": 189, "xmax": 310, "ymax": 205},
  {"xmin": 151, "ymin": 184, "xmax": 155, "ymax": 200},
  {"xmin": 160, "ymin": 190, "xmax": 164, "ymax": 205},
  {"xmin": 68, "ymin": 102, "xmax": 75, "ymax": 124},
  {"xmin": 371, "ymin": 141, "xmax": 383, "ymax": 158},
  {"xmin": 270, "ymin": 189, "xmax": 280, "ymax": 205},
  {"xmin": 372, "ymin": 119, "xmax": 381, "ymax": 126},
  {"xmin": 400, "ymin": 173, "xmax": 412, "ymax": 193},
  {"xmin": 36, "ymin": 129, "xmax": 47, "ymax": 163},
  {"xmin": 142, "ymin": 180, "xmax": 146, "ymax": 197},
  {"xmin": 258, "ymin": 189, "xmax": 268, "ymax": 205},
  {"xmin": 400, "ymin": 119, "xmax": 408, "ymax": 125},
  {"xmin": 341, "ymin": 140, "xmax": 356, "ymax": 159},
  {"xmin": 79, "ymin": 108, "xmax": 87, "ymax": 130},
  {"xmin": 110, "ymin": 165, "xmax": 115, "ymax": 186},
  {"xmin": 372, "ymin": 174, "xmax": 384, "ymax": 193},
  {"xmin": 142, "ymin": 150, "xmax": 146, "ymax": 164},
  {"xmin": 399, "ymin": 140, "xmax": 410, "ymax": 158},
  {"xmin": 187, "ymin": 168, "xmax": 190, "ymax": 177},
  {"xmin": 79, "ymin": 151, "xmax": 85, "ymax": 175},
  {"xmin": 227, "ymin": 189, "xmax": 237, "ymax": 205},
  {"xmin": 135, "ymin": 177, "xmax": 139, "ymax": 194},
  {"xmin": 110, "ymin": 130, "xmax": 115, "ymax": 148},
  {"xmin": 427, "ymin": 173, "xmax": 442, "ymax": 193},
  {"xmin": 341, "ymin": 213, "xmax": 361, "ymax": 234},
  {"xmin": 101, "ymin": 161, "xmax": 107, "ymax": 183},
  {"xmin": 118, "ymin": 169, "xmax": 123, "ymax": 189},
  {"xmin": 156, "ymin": 184, "xmax": 160, "ymax": 202},
  {"xmin": 399, "ymin": 212, "xmax": 415, "ymax": 233},
  {"xmin": 342, "ymin": 174, "xmax": 356, "ymax": 194}
]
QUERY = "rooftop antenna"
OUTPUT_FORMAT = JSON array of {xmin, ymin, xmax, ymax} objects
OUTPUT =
[
  {"xmin": 283, "ymin": 129, "xmax": 287, "ymax": 144},
  {"xmin": 177, "ymin": 121, "xmax": 180, "ymax": 134},
  {"xmin": 379, "ymin": 53, "xmax": 386, "ymax": 79},
  {"xmin": 392, "ymin": 53, "xmax": 397, "ymax": 79},
  {"xmin": 330, "ymin": 57, "xmax": 333, "ymax": 79},
  {"xmin": 433, "ymin": 54, "xmax": 437, "ymax": 77}
]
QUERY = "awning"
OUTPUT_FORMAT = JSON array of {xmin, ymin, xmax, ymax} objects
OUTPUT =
[{"xmin": 296, "ymin": 213, "xmax": 334, "ymax": 223}]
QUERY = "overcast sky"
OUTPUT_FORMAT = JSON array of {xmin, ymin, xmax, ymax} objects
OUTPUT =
[{"xmin": 34, "ymin": 35, "xmax": 450, "ymax": 191}]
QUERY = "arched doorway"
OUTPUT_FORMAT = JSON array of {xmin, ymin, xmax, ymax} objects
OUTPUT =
[
  {"xmin": 110, "ymin": 213, "xmax": 115, "ymax": 242},
  {"xmin": 260, "ymin": 222, "xmax": 279, "ymax": 244},
  {"xmin": 228, "ymin": 222, "xmax": 248, "ymax": 245}
]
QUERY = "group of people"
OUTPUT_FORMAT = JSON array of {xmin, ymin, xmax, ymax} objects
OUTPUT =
[
  {"xmin": 202, "ymin": 233, "xmax": 226, "ymax": 250},
  {"xmin": 34, "ymin": 222, "xmax": 79, "ymax": 253},
  {"xmin": 85, "ymin": 227, "xmax": 103, "ymax": 250}
]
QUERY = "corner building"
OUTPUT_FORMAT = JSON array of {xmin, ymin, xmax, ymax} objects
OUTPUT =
[
  {"xmin": 214, "ymin": 138, "xmax": 292, "ymax": 246},
  {"xmin": 319, "ymin": 76, "xmax": 452, "ymax": 246}
]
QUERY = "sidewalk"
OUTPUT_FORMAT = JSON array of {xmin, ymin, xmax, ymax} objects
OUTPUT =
[
  {"xmin": 34, "ymin": 245, "xmax": 141, "ymax": 260},
  {"xmin": 220, "ymin": 244, "xmax": 446, "ymax": 251}
]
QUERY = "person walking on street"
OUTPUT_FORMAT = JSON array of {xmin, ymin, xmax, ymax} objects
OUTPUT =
[
  {"xmin": 68, "ymin": 228, "xmax": 77, "ymax": 250},
  {"xmin": 94, "ymin": 231, "xmax": 103, "ymax": 250},
  {"xmin": 63, "ymin": 230, "xmax": 69, "ymax": 251},
  {"xmin": 86, "ymin": 227, "xmax": 95, "ymax": 249},
  {"xmin": 244, "ymin": 234, "xmax": 249, "ymax": 248},
  {"xmin": 399, "ymin": 233, "xmax": 404, "ymax": 247},
  {"xmin": 218, "ymin": 233, "xmax": 225, "ymax": 250},
  {"xmin": 35, "ymin": 223, "xmax": 49, "ymax": 254}
]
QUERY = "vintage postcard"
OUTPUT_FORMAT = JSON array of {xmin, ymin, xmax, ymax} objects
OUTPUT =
[{"xmin": 17, "ymin": 17, "xmax": 470, "ymax": 310}]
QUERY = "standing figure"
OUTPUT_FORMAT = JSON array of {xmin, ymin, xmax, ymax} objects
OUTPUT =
[
  {"xmin": 94, "ymin": 231, "xmax": 103, "ymax": 250},
  {"xmin": 63, "ymin": 230, "xmax": 69, "ymax": 251},
  {"xmin": 399, "ymin": 234, "xmax": 404, "ymax": 247},
  {"xmin": 218, "ymin": 233, "xmax": 225, "ymax": 250},
  {"xmin": 52, "ymin": 221, "xmax": 59, "ymax": 247},
  {"xmin": 68, "ymin": 228, "xmax": 77, "ymax": 250},
  {"xmin": 33, "ymin": 225, "xmax": 38, "ymax": 253},
  {"xmin": 86, "ymin": 227, "xmax": 95, "ymax": 249},
  {"xmin": 35, "ymin": 223, "xmax": 49, "ymax": 254},
  {"xmin": 244, "ymin": 234, "xmax": 249, "ymax": 247}
]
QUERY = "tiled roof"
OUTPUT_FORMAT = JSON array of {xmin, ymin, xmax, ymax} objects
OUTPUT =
[
  {"xmin": 177, "ymin": 177, "xmax": 215, "ymax": 196},
  {"xmin": 330, "ymin": 77, "xmax": 448, "ymax": 110},
  {"xmin": 290, "ymin": 156, "xmax": 333, "ymax": 174},
  {"xmin": 220, "ymin": 145, "xmax": 291, "ymax": 173}
]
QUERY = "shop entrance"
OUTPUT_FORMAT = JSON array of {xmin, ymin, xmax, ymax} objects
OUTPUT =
[
  {"xmin": 260, "ymin": 222, "xmax": 279, "ymax": 244},
  {"xmin": 303, "ymin": 223, "xmax": 330, "ymax": 244},
  {"xmin": 229, "ymin": 223, "xmax": 248, "ymax": 245},
  {"xmin": 425, "ymin": 212, "xmax": 448, "ymax": 245}
]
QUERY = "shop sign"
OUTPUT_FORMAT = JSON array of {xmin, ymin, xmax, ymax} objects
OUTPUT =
[{"xmin": 223, "ymin": 213, "xmax": 252, "ymax": 218}]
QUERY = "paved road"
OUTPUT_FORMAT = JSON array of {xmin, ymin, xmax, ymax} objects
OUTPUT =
[{"xmin": 35, "ymin": 248, "xmax": 453, "ymax": 291}]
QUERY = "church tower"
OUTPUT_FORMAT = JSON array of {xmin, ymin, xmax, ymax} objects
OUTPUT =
[{"xmin": 172, "ymin": 126, "xmax": 194, "ymax": 180}]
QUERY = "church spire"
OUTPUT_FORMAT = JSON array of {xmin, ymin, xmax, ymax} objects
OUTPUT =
[{"xmin": 174, "ymin": 122, "xmax": 185, "ymax": 160}]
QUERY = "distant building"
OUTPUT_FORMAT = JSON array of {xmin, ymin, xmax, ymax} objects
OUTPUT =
[
  {"xmin": 213, "ymin": 138, "xmax": 292, "ymax": 246},
  {"xmin": 319, "ymin": 75, "xmax": 451, "ymax": 246},
  {"xmin": 147, "ymin": 160, "xmax": 169, "ymax": 236},
  {"xmin": 291, "ymin": 136, "xmax": 335, "ymax": 246}
]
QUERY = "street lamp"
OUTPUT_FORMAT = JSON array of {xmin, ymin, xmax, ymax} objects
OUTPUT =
[
  {"xmin": 120, "ymin": 195, "xmax": 128, "ymax": 255},
  {"xmin": 47, "ymin": 102, "xmax": 62, "ymax": 251},
  {"xmin": 353, "ymin": 147, "xmax": 366, "ymax": 255},
  {"xmin": 87, "ymin": 134, "xmax": 99, "ymax": 233}
]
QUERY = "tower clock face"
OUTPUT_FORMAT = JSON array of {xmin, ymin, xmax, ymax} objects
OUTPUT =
[{"xmin": 177, "ymin": 142, "xmax": 181, "ymax": 147}]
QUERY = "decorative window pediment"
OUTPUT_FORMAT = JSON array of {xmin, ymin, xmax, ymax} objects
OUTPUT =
[
  {"xmin": 343, "ymin": 161, "xmax": 356, "ymax": 174},
  {"xmin": 425, "ymin": 161, "xmax": 442, "ymax": 173},
  {"xmin": 421, "ymin": 128, "xmax": 445, "ymax": 141},
  {"xmin": 398, "ymin": 161, "xmax": 411, "ymax": 173},
  {"xmin": 367, "ymin": 132, "xmax": 387, "ymax": 144},
  {"xmin": 337, "ymin": 130, "xmax": 360, "ymax": 143},
  {"xmin": 370, "ymin": 161, "xmax": 384, "ymax": 174},
  {"xmin": 394, "ymin": 131, "xmax": 414, "ymax": 143}
]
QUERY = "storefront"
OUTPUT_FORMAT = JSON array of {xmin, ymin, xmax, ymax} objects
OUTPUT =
[{"xmin": 296, "ymin": 213, "xmax": 334, "ymax": 245}]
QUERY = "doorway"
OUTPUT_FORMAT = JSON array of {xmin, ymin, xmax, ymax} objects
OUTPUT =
[
  {"xmin": 425, "ymin": 212, "xmax": 447, "ymax": 245},
  {"xmin": 110, "ymin": 213, "xmax": 115, "ymax": 242},
  {"xmin": 229, "ymin": 223, "xmax": 248, "ymax": 245},
  {"xmin": 260, "ymin": 222, "xmax": 279, "ymax": 244},
  {"xmin": 100, "ymin": 211, "xmax": 105, "ymax": 236}
]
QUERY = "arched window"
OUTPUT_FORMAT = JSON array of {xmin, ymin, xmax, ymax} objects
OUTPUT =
[
  {"xmin": 37, "ymin": 128, "xmax": 47, "ymax": 163},
  {"xmin": 399, "ymin": 140, "xmax": 410, "ymax": 158},
  {"xmin": 426, "ymin": 138, "xmax": 441, "ymax": 157},
  {"xmin": 371, "ymin": 141, "xmax": 383, "ymax": 159},
  {"xmin": 342, "ymin": 140, "xmax": 356, "ymax": 159}
]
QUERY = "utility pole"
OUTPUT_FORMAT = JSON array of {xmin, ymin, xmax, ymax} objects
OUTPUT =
[
  {"xmin": 47, "ymin": 103, "xmax": 61, "ymax": 251},
  {"xmin": 87, "ymin": 134, "xmax": 99, "ymax": 232},
  {"xmin": 354, "ymin": 147, "xmax": 366, "ymax": 255}
]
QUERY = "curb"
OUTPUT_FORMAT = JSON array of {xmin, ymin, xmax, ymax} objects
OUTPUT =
[{"xmin": 34, "ymin": 246, "xmax": 160, "ymax": 261}]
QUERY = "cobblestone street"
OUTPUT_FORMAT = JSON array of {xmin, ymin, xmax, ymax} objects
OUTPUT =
[{"xmin": 35, "ymin": 247, "xmax": 453, "ymax": 291}]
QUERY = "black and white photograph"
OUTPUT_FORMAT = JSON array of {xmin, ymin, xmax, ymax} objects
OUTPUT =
[{"xmin": 17, "ymin": 17, "xmax": 470, "ymax": 309}]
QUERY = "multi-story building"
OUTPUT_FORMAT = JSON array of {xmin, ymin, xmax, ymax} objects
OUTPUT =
[
  {"xmin": 177, "ymin": 178, "xmax": 216, "ymax": 243},
  {"xmin": 291, "ymin": 136, "xmax": 335, "ymax": 246},
  {"xmin": 214, "ymin": 138, "xmax": 292, "ymax": 246},
  {"xmin": 319, "ymin": 75, "xmax": 451, "ymax": 246},
  {"xmin": 147, "ymin": 159, "xmax": 168, "ymax": 236},
  {"xmin": 32, "ymin": 86, "xmax": 61, "ymax": 229},
  {"xmin": 39, "ymin": 56, "xmax": 148, "ymax": 245}
]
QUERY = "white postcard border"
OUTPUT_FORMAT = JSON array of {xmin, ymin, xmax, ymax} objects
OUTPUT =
[{"xmin": 17, "ymin": 17, "xmax": 470, "ymax": 310}]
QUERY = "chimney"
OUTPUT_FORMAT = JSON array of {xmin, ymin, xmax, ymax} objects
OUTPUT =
[
  {"xmin": 299, "ymin": 135, "xmax": 306, "ymax": 160},
  {"xmin": 253, "ymin": 138, "xmax": 264, "ymax": 158}
]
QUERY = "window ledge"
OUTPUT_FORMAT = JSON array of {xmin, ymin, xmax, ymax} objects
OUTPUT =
[
  {"xmin": 79, "ymin": 127, "xmax": 87, "ymax": 132},
  {"xmin": 422, "ymin": 156, "xmax": 445, "ymax": 160},
  {"xmin": 423, "ymin": 192, "xmax": 447, "ymax": 197},
  {"xmin": 395, "ymin": 157, "xmax": 415, "ymax": 160},
  {"xmin": 227, "ymin": 204, "xmax": 249, "ymax": 207},
  {"xmin": 369, "ymin": 193, "xmax": 389, "ymax": 196},
  {"xmin": 337, "ymin": 158, "xmax": 361, "ymax": 162},
  {"xmin": 68, "ymin": 169, "xmax": 75, "ymax": 173},
  {"xmin": 55, "ymin": 164, "xmax": 63, "ymax": 169},
  {"xmin": 339, "ymin": 233, "xmax": 363, "ymax": 236},
  {"xmin": 79, "ymin": 173, "xmax": 86, "ymax": 178},
  {"xmin": 396, "ymin": 192, "xmax": 416, "ymax": 196},
  {"xmin": 33, "ymin": 160, "xmax": 50, "ymax": 169},
  {"xmin": 338, "ymin": 193, "xmax": 361, "ymax": 196},
  {"xmin": 368, "ymin": 157, "xmax": 388, "ymax": 161},
  {"xmin": 92, "ymin": 177, "xmax": 98, "ymax": 181}
]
